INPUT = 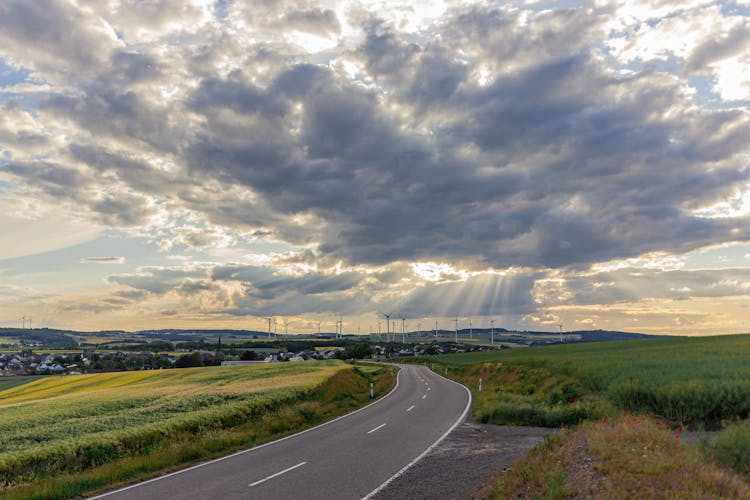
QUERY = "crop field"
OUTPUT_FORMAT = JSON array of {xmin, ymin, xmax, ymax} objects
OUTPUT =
[
  {"xmin": 0, "ymin": 361, "xmax": 346, "ymax": 491},
  {"xmin": 423, "ymin": 334, "xmax": 750, "ymax": 426},
  {"xmin": 0, "ymin": 377, "xmax": 42, "ymax": 392},
  {"xmin": 415, "ymin": 334, "xmax": 750, "ymax": 490}
]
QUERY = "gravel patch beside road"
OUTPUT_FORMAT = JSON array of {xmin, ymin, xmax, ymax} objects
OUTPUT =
[{"xmin": 373, "ymin": 422, "xmax": 554, "ymax": 500}]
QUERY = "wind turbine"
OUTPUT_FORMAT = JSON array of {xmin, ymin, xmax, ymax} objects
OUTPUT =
[
  {"xmin": 399, "ymin": 315, "xmax": 407, "ymax": 343},
  {"xmin": 20, "ymin": 315, "xmax": 26, "ymax": 329},
  {"xmin": 490, "ymin": 318, "xmax": 495, "ymax": 345},
  {"xmin": 377, "ymin": 321, "xmax": 382, "ymax": 340},
  {"xmin": 434, "ymin": 318, "xmax": 438, "ymax": 339},
  {"xmin": 558, "ymin": 323, "xmax": 564, "ymax": 343},
  {"xmin": 266, "ymin": 316, "xmax": 273, "ymax": 338},
  {"xmin": 469, "ymin": 318, "xmax": 472, "ymax": 339},
  {"xmin": 283, "ymin": 318, "xmax": 289, "ymax": 336},
  {"xmin": 378, "ymin": 312, "xmax": 392, "ymax": 342},
  {"xmin": 454, "ymin": 316, "xmax": 459, "ymax": 343}
]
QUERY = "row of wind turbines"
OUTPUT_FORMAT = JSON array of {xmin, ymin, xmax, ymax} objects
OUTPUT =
[{"xmin": 258, "ymin": 313, "xmax": 565, "ymax": 345}]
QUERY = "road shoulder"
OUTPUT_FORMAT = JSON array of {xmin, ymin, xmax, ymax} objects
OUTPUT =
[{"xmin": 373, "ymin": 421, "xmax": 553, "ymax": 500}]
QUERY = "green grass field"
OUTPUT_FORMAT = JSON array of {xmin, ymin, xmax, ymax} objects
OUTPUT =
[
  {"xmin": 411, "ymin": 334, "xmax": 750, "ymax": 492},
  {"xmin": 423, "ymin": 334, "xmax": 750, "ymax": 426},
  {"xmin": 0, "ymin": 362, "xmax": 353, "ymax": 496}
]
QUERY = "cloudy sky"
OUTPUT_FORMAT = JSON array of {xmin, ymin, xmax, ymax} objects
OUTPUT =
[{"xmin": 1, "ymin": 0, "xmax": 750, "ymax": 335}]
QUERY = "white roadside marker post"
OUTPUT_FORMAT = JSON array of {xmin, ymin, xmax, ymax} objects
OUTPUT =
[
  {"xmin": 370, "ymin": 382, "xmax": 374, "ymax": 398},
  {"xmin": 479, "ymin": 378, "xmax": 482, "ymax": 392}
]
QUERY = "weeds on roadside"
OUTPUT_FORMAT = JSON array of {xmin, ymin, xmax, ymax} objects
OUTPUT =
[{"xmin": 492, "ymin": 414, "xmax": 749, "ymax": 499}]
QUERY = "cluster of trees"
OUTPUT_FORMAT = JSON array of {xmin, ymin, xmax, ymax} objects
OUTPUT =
[
  {"xmin": 174, "ymin": 351, "xmax": 226, "ymax": 368},
  {"xmin": 0, "ymin": 328, "xmax": 78, "ymax": 348},
  {"xmin": 337, "ymin": 343, "xmax": 373, "ymax": 360}
]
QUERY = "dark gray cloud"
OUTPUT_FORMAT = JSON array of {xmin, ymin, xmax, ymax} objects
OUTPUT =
[
  {"xmin": 80, "ymin": 256, "xmax": 125, "ymax": 264},
  {"xmin": 283, "ymin": 9, "xmax": 341, "ymax": 36},
  {"xmin": 545, "ymin": 268, "xmax": 750, "ymax": 306},
  {"xmin": 0, "ymin": 0, "xmax": 117, "ymax": 77},
  {"xmin": 108, "ymin": 266, "xmax": 208, "ymax": 294},
  {"xmin": 2, "ymin": 1, "xmax": 750, "ymax": 326},
  {"xmin": 686, "ymin": 22, "xmax": 750, "ymax": 73},
  {"xmin": 175, "ymin": 7, "xmax": 749, "ymax": 271}
]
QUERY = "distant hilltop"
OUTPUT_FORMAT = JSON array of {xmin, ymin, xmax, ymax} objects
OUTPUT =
[{"xmin": 0, "ymin": 326, "xmax": 666, "ymax": 350}]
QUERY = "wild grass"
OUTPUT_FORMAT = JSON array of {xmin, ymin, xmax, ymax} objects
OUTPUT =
[
  {"xmin": 709, "ymin": 419, "xmax": 750, "ymax": 478},
  {"xmin": 0, "ymin": 361, "xmax": 397, "ymax": 498},
  {"xmin": 492, "ymin": 415, "xmax": 749, "ymax": 499}
]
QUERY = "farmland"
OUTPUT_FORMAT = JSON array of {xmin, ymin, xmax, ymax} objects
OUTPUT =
[
  {"xmin": 408, "ymin": 334, "xmax": 750, "ymax": 495},
  {"xmin": 420, "ymin": 334, "xmax": 750, "ymax": 427},
  {"xmin": 0, "ymin": 361, "xmax": 393, "ymax": 498}
]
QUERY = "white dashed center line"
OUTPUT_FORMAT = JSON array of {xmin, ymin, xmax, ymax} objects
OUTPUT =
[
  {"xmin": 249, "ymin": 462, "xmax": 306, "ymax": 487},
  {"xmin": 406, "ymin": 405, "xmax": 415, "ymax": 412},
  {"xmin": 367, "ymin": 423, "xmax": 387, "ymax": 434}
]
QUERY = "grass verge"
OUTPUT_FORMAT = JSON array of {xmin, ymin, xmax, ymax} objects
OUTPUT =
[
  {"xmin": 1, "ymin": 363, "xmax": 395, "ymax": 500},
  {"xmin": 415, "ymin": 360, "xmax": 616, "ymax": 428},
  {"xmin": 492, "ymin": 414, "xmax": 750, "ymax": 499}
]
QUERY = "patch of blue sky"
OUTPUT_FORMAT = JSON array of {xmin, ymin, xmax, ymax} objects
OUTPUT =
[
  {"xmin": 681, "ymin": 242, "xmax": 750, "ymax": 270},
  {"xmin": 0, "ymin": 58, "xmax": 46, "ymax": 113},
  {"xmin": 0, "ymin": 234, "xmax": 176, "ymax": 287},
  {"xmin": 214, "ymin": 0, "xmax": 231, "ymax": 19},
  {"xmin": 532, "ymin": 1, "xmax": 586, "ymax": 10},
  {"xmin": 0, "ymin": 58, "xmax": 29, "ymax": 88},
  {"xmin": 720, "ymin": 1, "xmax": 750, "ymax": 17}
]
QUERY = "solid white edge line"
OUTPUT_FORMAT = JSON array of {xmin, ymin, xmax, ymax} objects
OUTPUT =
[
  {"xmin": 249, "ymin": 461, "xmax": 307, "ymax": 487},
  {"xmin": 367, "ymin": 423, "xmax": 387, "ymax": 434},
  {"xmin": 361, "ymin": 365, "xmax": 472, "ymax": 500},
  {"xmin": 88, "ymin": 364, "xmax": 402, "ymax": 499}
]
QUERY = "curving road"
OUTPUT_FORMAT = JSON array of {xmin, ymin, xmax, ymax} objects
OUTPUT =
[{"xmin": 90, "ymin": 364, "xmax": 471, "ymax": 500}]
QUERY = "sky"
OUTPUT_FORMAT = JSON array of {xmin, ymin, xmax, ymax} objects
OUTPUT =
[{"xmin": 1, "ymin": 0, "xmax": 750, "ymax": 335}]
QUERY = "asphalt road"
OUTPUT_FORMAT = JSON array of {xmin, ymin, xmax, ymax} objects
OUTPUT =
[{"xmin": 90, "ymin": 364, "xmax": 472, "ymax": 500}]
